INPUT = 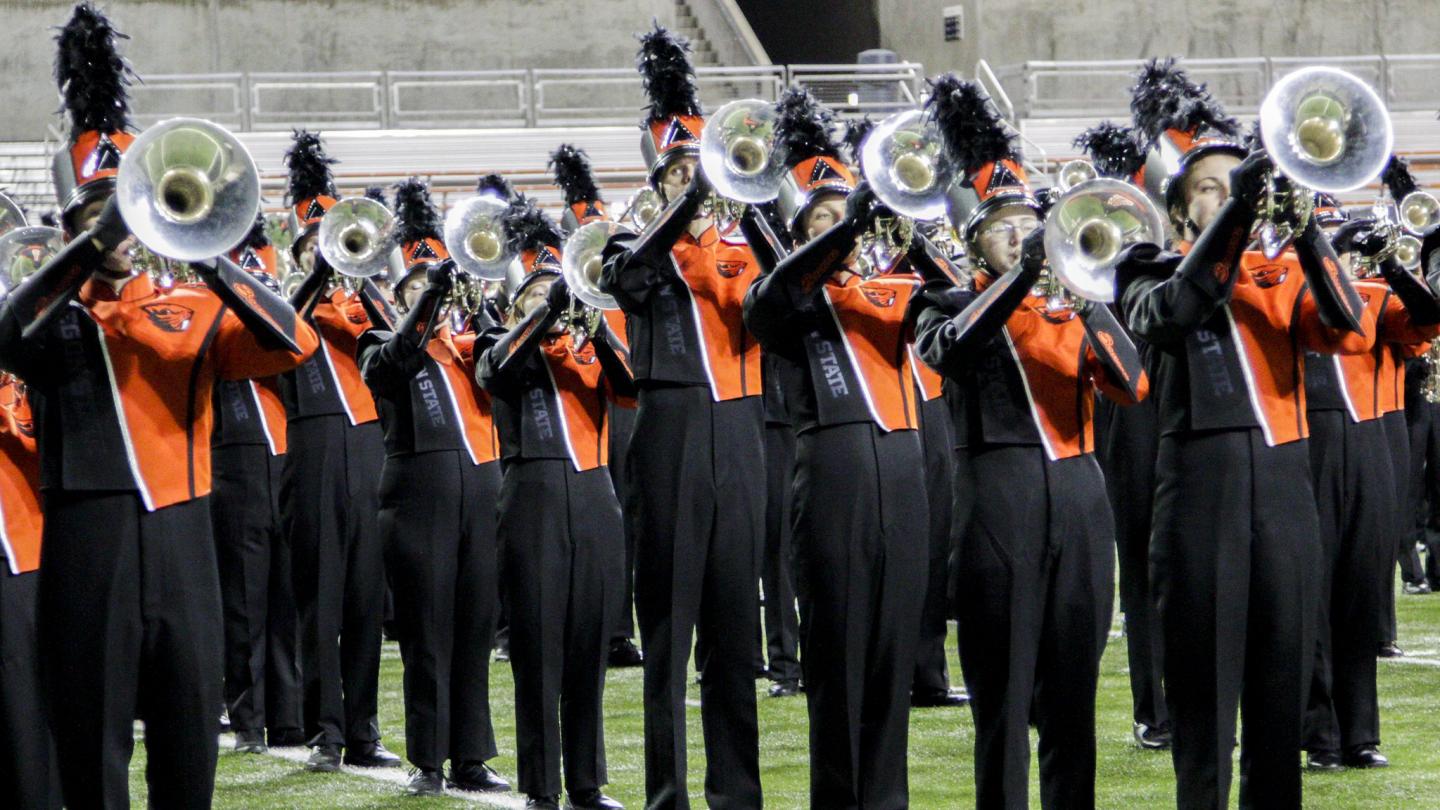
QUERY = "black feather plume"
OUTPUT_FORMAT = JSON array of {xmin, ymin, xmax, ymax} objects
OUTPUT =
[
  {"xmin": 239, "ymin": 212, "xmax": 270, "ymax": 249},
  {"xmin": 54, "ymin": 2, "xmax": 134, "ymax": 133},
  {"xmin": 842, "ymin": 116, "xmax": 874, "ymax": 164},
  {"xmin": 502, "ymin": 195, "xmax": 563, "ymax": 254},
  {"xmin": 1129, "ymin": 57, "xmax": 1240, "ymax": 149},
  {"xmin": 1382, "ymin": 155, "xmax": 1419, "ymax": 200},
  {"xmin": 363, "ymin": 185, "xmax": 389, "ymax": 207},
  {"xmin": 925, "ymin": 73, "xmax": 1017, "ymax": 174},
  {"xmin": 636, "ymin": 22, "xmax": 702, "ymax": 123},
  {"xmin": 392, "ymin": 178, "xmax": 442, "ymax": 245},
  {"xmin": 1072, "ymin": 122, "xmax": 1145, "ymax": 180},
  {"xmin": 284, "ymin": 129, "xmax": 337, "ymax": 204},
  {"xmin": 476, "ymin": 173, "xmax": 514, "ymax": 200},
  {"xmin": 549, "ymin": 145, "xmax": 604, "ymax": 206},
  {"xmin": 774, "ymin": 87, "xmax": 840, "ymax": 167},
  {"xmin": 40, "ymin": 212, "xmax": 58, "ymax": 228}
]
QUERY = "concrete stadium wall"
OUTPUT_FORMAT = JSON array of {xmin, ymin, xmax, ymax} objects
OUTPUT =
[
  {"xmin": 879, "ymin": 0, "xmax": 1440, "ymax": 75},
  {"xmin": 0, "ymin": 0, "xmax": 674, "ymax": 139}
]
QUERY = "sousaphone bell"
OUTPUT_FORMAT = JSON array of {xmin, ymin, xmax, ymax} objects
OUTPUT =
[
  {"xmin": 0, "ymin": 192, "xmax": 26, "ymax": 237},
  {"xmin": 700, "ymin": 98, "xmax": 786, "ymax": 204},
  {"xmin": 561, "ymin": 220, "xmax": 630, "ymax": 311},
  {"xmin": 860, "ymin": 109, "xmax": 954, "ymax": 220},
  {"xmin": 444, "ymin": 195, "xmax": 514, "ymax": 282},
  {"xmin": 1043, "ymin": 178, "xmax": 1167, "ymax": 303},
  {"xmin": 318, "ymin": 196, "xmax": 398, "ymax": 279}
]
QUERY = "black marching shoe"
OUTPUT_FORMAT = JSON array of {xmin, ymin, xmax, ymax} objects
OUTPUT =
[
  {"xmin": 234, "ymin": 730, "xmax": 268, "ymax": 754},
  {"xmin": 566, "ymin": 788, "xmax": 624, "ymax": 809},
  {"xmin": 768, "ymin": 679, "xmax": 802, "ymax": 698},
  {"xmin": 1343, "ymin": 746, "xmax": 1389, "ymax": 768},
  {"xmin": 1378, "ymin": 641, "xmax": 1405, "ymax": 658},
  {"xmin": 912, "ymin": 688, "xmax": 970, "ymax": 708},
  {"xmin": 526, "ymin": 795, "xmax": 562, "ymax": 809},
  {"xmin": 448, "ymin": 760, "xmax": 512, "ymax": 793},
  {"xmin": 344, "ymin": 741, "xmax": 402, "ymax": 768},
  {"xmin": 608, "ymin": 638, "xmax": 643, "ymax": 668},
  {"xmin": 306, "ymin": 744, "xmax": 343, "ymax": 773},
  {"xmin": 1133, "ymin": 722, "xmax": 1173, "ymax": 751},
  {"xmin": 1306, "ymin": 749, "xmax": 1343, "ymax": 771},
  {"xmin": 219, "ymin": 709, "xmax": 232, "ymax": 734},
  {"xmin": 1403, "ymin": 580, "xmax": 1431, "ymax": 595},
  {"xmin": 406, "ymin": 768, "xmax": 445, "ymax": 797},
  {"xmin": 268, "ymin": 729, "xmax": 307, "ymax": 747}
]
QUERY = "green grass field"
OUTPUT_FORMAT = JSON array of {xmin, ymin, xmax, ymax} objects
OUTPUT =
[{"xmin": 126, "ymin": 578, "xmax": 1440, "ymax": 808}]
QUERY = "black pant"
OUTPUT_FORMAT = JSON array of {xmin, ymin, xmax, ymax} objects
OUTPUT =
[
  {"xmin": 961, "ymin": 448, "xmax": 1113, "ymax": 810},
  {"xmin": 282, "ymin": 416, "xmax": 386, "ymax": 748},
  {"xmin": 1303, "ymin": 412, "xmax": 1387, "ymax": 754},
  {"xmin": 761, "ymin": 423, "xmax": 801, "ymax": 683},
  {"xmin": 1382, "ymin": 412, "xmax": 1420, "ymax": 646},
  {"xmin": 629, "ymin": 386, "xmax": 763, "ymax": 810},
  {"xmin": 913, "ymin": 396, "xmax": 954, "ymax": 698},
  {"xmin": 608, "ymin": 402, "xmax": 638, "ymax": 642},
  {"xmin": 212, "ymin": 445, "xmax": 302, "ymax": 739},
  {"xmin": 500, "ymin": 459, "xmax": 624, "ymax": 797},
  {"xmin": 794, "ymin": 423, "xmax": 927, "ymax": 809},
  {"xmin": 0, "ymin": 569, "xmax": 60, "ymax": 810},
  {"xmin": 1095, "ymin": 395, "xmax": 1167, "ymax": 732},
  {"xmin": 1405, "ymin": 398, "xmax": 1440, "ymax": 586},
  {"xmin": 39, "ymin": 492, "xmax": 222, "ymax": 809},
  {"xmin": 379, "ymin": 452, "xmax": 500, "ymax": 771},
  {"xmin": 1152, "ymin": 430, "xmax": 1319, "ymax": 810}
]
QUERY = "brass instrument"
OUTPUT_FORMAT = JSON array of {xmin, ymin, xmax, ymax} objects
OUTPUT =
[
  {"xmin": 1399, "ymin": 190, "xmax": 1440, "ymax": 236},
  {"xmin": 622, "ymin": 188, "xmax": 664, "ymax": 230},
  {"xmin": 700, "ymin": 99, "xmax": 785, "ymax": 204},
  {"xmin": 0, "ymin": 192, "xmax": 26, "ymax": 237},
  {"xmin": 1054, "ymin": 159, "xmax": 1098, "ymax": 193},
  {"xmin": 860, "ymin": 109, "xmax": 954, "ymax": 220},
  {"xmin": 1256, "ymin": 67, "xmax": 1393, "ymax": 259},
  {"xmin": 561, "ymin": 220, "xmax": 628, "ymax": 311},
  {"xmin": 115, "ymin": 117, "xmax": 261, "ymax": 262},
  {"xmin": 1424, "ymin": 341, "xmax": 1440, "ymax": 404},
  {"xmin": 317, "ymin": 197, "xmax": 399, "ymax": 279},
  {"xmin": 0, "ymin": 226, "xmax": 63, "ymax": 297},
  {"xmin": 1042, "ymin": 178, "xmax": 1167, "ymax": 303},
  {"xmin": 854, "ymin": 214, "xmax": 915, "ymax": 279},
  {"xmin": 443, "ymin": 195, "xmax": 514, "ymax": 281}
]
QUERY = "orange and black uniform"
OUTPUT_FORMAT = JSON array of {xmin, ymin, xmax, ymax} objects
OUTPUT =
[
  {"xmin": 0, "ymin": 379, "xmax": 59, "ymax": 810},
  {"xmin": 746, "ymin": 217, "xmax": 929, "ymax": 809},
  {"xmin": 478, "ymin": 298, "xmax": 633, "ymax": 799},
  {"xmin": 1403, "ymin": 351, "xmax": 1440, "ymax": 589},
  {"xmin": 1116, "ymin": 204, "xmax": 1373, "ymax": 810},
  {"xmin": 212, "ymin": 369, "xmax": 303, "ymax": 744},
  {"xmin": 916, "ymin": 262, "xmax": 1146, "ymax": 810},
  {"xmin": 0, "ymin": 267, "xmax": 316, "ymax": 808},
  {"xmin": 279, "ymin": 286, "xmax": 387, "ymax": 751},
  {"xmin": 1302, "ymin": 274, "xmax": 1438, "ymax": 757},
  {"xmin": 1378, "ymin": 294, "xmax": 1429, "ymax": 638},
  {"xmin": 600, "ymin": 197, "xmax": 765, "ymax": 809},
  {"xmin": 358, "ymin": 288, "xmax": 503, "ymax": 775},
  {"xmin": 601, "ymin": 306, "xmax": 641, "ymax": 645}
]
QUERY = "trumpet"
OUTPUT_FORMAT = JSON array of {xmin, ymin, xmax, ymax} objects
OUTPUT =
[
  {"xmin": 115, "ymin": 117, "xmax": 261, "ymax": 262},
  {"xmin": 622, "ymin": 188, "xmax": 664, "ymax": 230},
  {"xmin": 443, "ymin": 195, "xmax": 514, "ymax": 281},
  {"xmin": 1256, "ymin": 67, "xmax": 1393, "ymax": 259},
  {"xmin": 860, "ymin": 109, "xmax": 954, "ymax": 221},
  {"xmin": 561, "ymin": 220, "xmax": 628, "ymax": 311},
  {"xmin": 700, "ymin": 98, "xmax": 785, "ymax": 205},
  {"xmin": 1042, "ymin": 178, "xmax": 1167, "ymax": 303},
  {"xmin": 317, "ymin": 196, "xmax": 398, "ymax": 279}
]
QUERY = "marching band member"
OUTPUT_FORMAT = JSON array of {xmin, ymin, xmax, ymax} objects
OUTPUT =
[
  {"xmin": 550, "ymin": 144, "xmax": 645, "ymax": 669},
  {"xmin": 744, "ymin": 87, "xmax": 929, "ymax": 808},
  {"xmin": 1117, "ymin": 59, "xmax": 1371, "ymax": 810},
  {"xmin": 915, "ymin": 76, "xmax": 1147, "ymax": 809},
  {"xmin": 480, "ymin": 199, "xmax": 631, "ymax": 810},
  {"xmin": 212, "ymin": 216, "xmax": 306, "ymax": 753},
  {"xmin": 278, "ymin": 130, "xmax": 399, "ymax": 772},
  {"xmin": 0, "ymin": 372, "xmax": 58, "ymax": 810},
  {"xmin": 0, "ymin": 7, "xmax": 317, "ymax": 805},
  {"xmin": 599, "ymin": 25, "xmax": 764, "ymax": 809},
  {"xmin": 1074, "ymin": 121, "xmax": 1171, "ymax": 750},
  {"xmin": 1300, "ymin": 195, "xmax": 1440, "ymax": 770},
  {"xmin": 357, "ymin": 179, "xmax": 510, "ymax": 797}
]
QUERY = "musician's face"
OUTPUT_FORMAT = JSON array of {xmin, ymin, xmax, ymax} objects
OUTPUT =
[
  {"xmin": 396, "ymin": 273, "xmax": 427, "ymax": 312},
  {"xmin": 800, "ymin": 194, "xmax": 846, "ymax": 244},
  {"xmin": 973, "ymin": 206, "xmax": 1040, "ymax": 275},
  {"xmin": 295, "ymin": 231, "xmax": 320, "ymax": 273},
  {"xmin": 74, "ymin": 195, "xmax": 135, "ymax": 278},
  {"xmin": 513, "ymin": 277, "xmax": 563, "ymax": 333},
  {"xmin": 658, "ymin": 155, "xmax": 698, "ymax": 204},
  {"xmin": 1179, "ymin": 152, "xmax": 1242, "ymax": 238}
]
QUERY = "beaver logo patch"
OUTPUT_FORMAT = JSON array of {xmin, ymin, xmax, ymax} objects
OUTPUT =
[
  {"xmin": 142, "ymin": 302, "xmax": 194, "ymax": 333},
  {"xmin": 861, "ymin": 286, "xmax": 896, "ymax": 307}
]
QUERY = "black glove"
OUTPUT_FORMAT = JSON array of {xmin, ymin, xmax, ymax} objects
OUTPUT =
[
  {"xmin": 427, "ymin": 258, "xmax": 456, "ymax": 290},
  {"xmin": 1330, "ymin": 219, "xmax": 1386, "ymax": 257},
  {"xmin": 844, "ymin": 181, "xmax": 877, "ymax": 229},
  {"xmin": 545, "ymin": 276, "xmax": 570, "ymax": 312},
  {"xmin": 1020, "ymin": 225, "xmax": 1047, "ymax": 275},
  {"xmin": 1228, "ymin": 150, "xmax": 1273, "ymax": 211},
  {"xmin": 89, "ymin": 195, "xmax": 131, "ymax": 253}
]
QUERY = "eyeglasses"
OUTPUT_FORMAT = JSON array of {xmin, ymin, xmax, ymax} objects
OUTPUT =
[{"xmin": 978, "ymin": 220, "xmax": 1040, "ymax": 241}]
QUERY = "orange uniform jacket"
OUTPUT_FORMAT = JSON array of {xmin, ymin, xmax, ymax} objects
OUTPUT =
[
  {"xmin": 0, "ymin": 381, "xmax": 41, "ymax": 573},
  {"xmin": 0, "ymin": 274, "xmax": 317, "ymax": 511}
]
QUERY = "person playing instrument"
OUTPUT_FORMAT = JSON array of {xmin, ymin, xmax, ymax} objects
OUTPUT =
[
  {"xmin": 744, "ymin": 87, "xmax": 931, "ymax": 808},
  {"xmin": 912, "ymin": 75, "xmax": 1148, "ymax": 810},
  {"xmin": 0, "ymin": 6, "xmax": 318, "ymax": 806},
  {"xmin": 1300, "ymin": 189, "xmax": 1440, "ymax": 770},
  {"xmin": 479, "ymin": 198, "xmax": 631, "ymax": 810},
  {"xmin": 1115, "ymin": 58, "xmax": 1374, "ymax": 810},
  {"xmin": 212, "ymin": 215, "xmax": 307, "ymax": 754},
  {"xmin": 598, "ymin": 25, "xmax": 765, "ymax": 809},
  {"xmin": 277, "ymin": 129, "xmax": 401, "ymax": 773}
]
